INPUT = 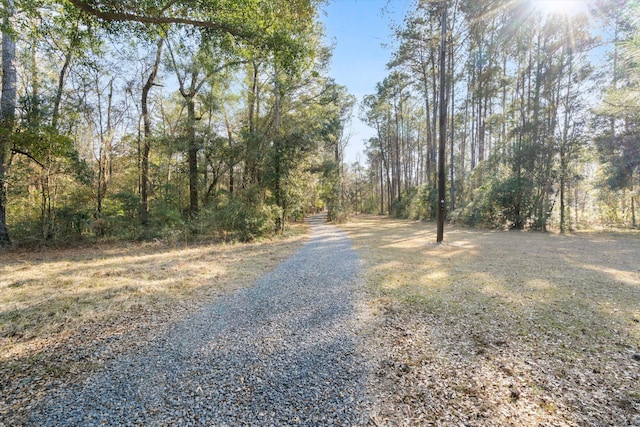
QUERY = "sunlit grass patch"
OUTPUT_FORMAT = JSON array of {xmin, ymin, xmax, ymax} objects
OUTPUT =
[
  {"xmin": 0, "ymin": 224, "xmax": 308, "ymax": 421},
  {"xmin": 342, "ymin": 215, "xmax": 640, "ymax": 426}
]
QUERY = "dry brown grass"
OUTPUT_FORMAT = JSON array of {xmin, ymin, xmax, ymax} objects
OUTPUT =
[
  {"xmin": 0, "ymin": 226, "xmax": 307, "ymax": 422},
  {"xmin": 342, "ymin": 215, "xmax": 640, "ymax": 426}
]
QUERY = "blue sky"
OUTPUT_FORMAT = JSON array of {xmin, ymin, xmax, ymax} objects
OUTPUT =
[{"xmin": 320, "ymin": 0, "xmax": 413, "ymax": 163}]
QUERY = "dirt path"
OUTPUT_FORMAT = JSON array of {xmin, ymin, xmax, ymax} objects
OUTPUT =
[{"xmin": 27, "ymin": 213, "xmax": 370, "ymax": 426}]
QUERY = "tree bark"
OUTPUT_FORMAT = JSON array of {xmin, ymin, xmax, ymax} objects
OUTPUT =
[
  {"xmin": 0, "ymin": 0, "xmax": 17, "ymax": 246},
  {"xmin": 449, "ymin": 33, "xmax": 455, "ymax": 213},
  {"xmin": 187, "ymin": 94, "xmax": 199, "ymax": 217},
  {"xmin": 437, "ymin": 6, "xmax": 447, "ymax": 244},
  {"xmin": 140, "ymin": 38, "xmax": 163, "ymax": 225},
  {"xmin": 560, "ymin": 46, "xmax": 574, "ymax": 233},
  {"xmin": 244, "ymin": 60, "xmax": 259, "ymax": 187},
  {"xmin": 273, "ymin": 64, "xmax": 285, "ymax": 233},
  {"xmin": 223, "ymin": 109, "xmax": 235, "ymax": 195}
]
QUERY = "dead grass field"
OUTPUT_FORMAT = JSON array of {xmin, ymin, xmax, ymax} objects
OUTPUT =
[
  {"xmin": 0, "ymin": 227, "xmax": 307, "ymax": 422},
  {"xmin": 341, "ymin": 215, "xmax": 640, "ymax": 426}
]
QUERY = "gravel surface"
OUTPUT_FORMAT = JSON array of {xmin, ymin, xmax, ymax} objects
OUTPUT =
[{"xmin": 29, "ymin": 214, "xmax": 370, "ymax": 426}]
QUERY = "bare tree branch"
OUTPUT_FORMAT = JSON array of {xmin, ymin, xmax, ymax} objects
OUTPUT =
[
  {"xmin": 66, "ymin": 0, "xmax": 253, "ymax": 40},
  {"xmin": 11, "ymin": 148, "xmax": 44, "ymax": 168}
]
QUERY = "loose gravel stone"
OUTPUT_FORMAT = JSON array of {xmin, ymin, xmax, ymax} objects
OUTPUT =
[{"xmin": 29, "ymin": 214, "xmax": 370, "ymax": 426}]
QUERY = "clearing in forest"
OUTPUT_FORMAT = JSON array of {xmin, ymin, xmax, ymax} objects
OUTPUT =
[{"xmin": 342, "ymin": 215, "xmax": 640, "ymax": 426}]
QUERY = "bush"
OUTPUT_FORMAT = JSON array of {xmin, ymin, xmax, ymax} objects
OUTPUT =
[
  {"xmin": 391, "ymin": 185, "xmax": 438, "ymax": 220},
  {"xmin": 145, "ymin": 204, "xmax": 188, "ymax": 242},
  {"xmin": 55, "ymin": 206, "xmax": 91, "ymax": 237},
  {"xmin": 202, "ymin": 198, "xmax": 279, "ymax": 242},
  {"xmin": 327, "ymin": 204, "xmax": 349, "ymax": 223},
  {"xmin": 456, "ymin": 183, "xmax": 501, "ymax": 228},
  {"xmin": 456, "ymin": 174, "xmax": 547, "ymax": 230},
  {"xmin": 100, "ymin": 191, "xmax": 141, "ymax": 239}
]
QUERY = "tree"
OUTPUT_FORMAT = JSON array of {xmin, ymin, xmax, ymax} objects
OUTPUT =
[
  {"xmin": 267, "ymin": 34, "xmax": 349, "ymax": 228},
  {"xmin": 594, "ymin": 1, "xmax": 640, "ymax": 227},
  {"xmin": 65, "ymin": 0, "xmax": 321, "ymax": 71},
  {"xmin": 140, "ymin": 38, "xmax": 163, "ymax": 225},
  {"xmin": 437, "ymin": 3, "xmax": 447, "ymax": 243},
  {"xmin": 357, "ymin": 0, "xmax": 611, "ymax": 231},
  {"xmin": 0, "ymin": 0, "xmax": 324, "ymax": 244},
  {"xmin": 0, "ymin": 0, "xmax": 17, "ymax": 246}
]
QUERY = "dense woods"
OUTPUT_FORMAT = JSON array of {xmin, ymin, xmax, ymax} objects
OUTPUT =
[
  {"xmin": 359, "ymin": 0, "xmax": 640, "ymax": 232},
  {"xmin": 0, "ymin": 0, "xmax": 638, "ymax": 247},
  {"xmin": 0, "ymin": 0, "xmax": 352, "ymax": 245}
]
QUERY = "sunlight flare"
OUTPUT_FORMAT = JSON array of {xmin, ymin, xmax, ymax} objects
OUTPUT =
[{"xmin": 533, "ymin": 0, "xmax": 585, "ymax": 16}]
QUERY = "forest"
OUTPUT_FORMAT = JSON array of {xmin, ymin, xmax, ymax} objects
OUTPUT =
[
  {"xmin": 359, "ymin": 0, "xmax": 639, "ymax": 233},
  {"xmin": 0, "ymin": 0, "xmax": 348, "ymax": 246},
  {"xmin": 0, "ymin": 0, "xmax": 638, "ymax": 248}
]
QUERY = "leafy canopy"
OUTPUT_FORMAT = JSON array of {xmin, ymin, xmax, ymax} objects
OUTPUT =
[{"xmin": 65, "ymin": 0, "xmax": 322, "ymax": 69}]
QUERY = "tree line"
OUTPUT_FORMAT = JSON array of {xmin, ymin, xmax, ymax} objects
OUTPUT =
[
  {"xmin": 357, "ymin": 0, "xmax": 639, "ymax": 232},
  {"xmin": 0, "ymin": 0, "xmax": 355, "ymax": 246},
  {"xmin": 1, "ymin": 0, "xmax": 637, "ymax": 248}
]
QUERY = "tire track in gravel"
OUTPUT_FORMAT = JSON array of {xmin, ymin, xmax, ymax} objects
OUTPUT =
[{"xmin": 30, "ymin": 213, "xmax": 370, "ymax": 426}]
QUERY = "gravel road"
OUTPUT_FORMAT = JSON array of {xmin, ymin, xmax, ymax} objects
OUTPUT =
[{"xmin": 29, "ymin": 213, "xmax": 370, "ymax": 426}]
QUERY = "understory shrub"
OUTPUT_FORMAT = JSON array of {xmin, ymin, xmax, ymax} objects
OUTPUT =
[
  {"xmin": 392, "ymin": 185, "xmax": 438, "ymax": 220},
  {"xmin": 203, "ymin": 198, "xmax": 280, "ymax": 242}
]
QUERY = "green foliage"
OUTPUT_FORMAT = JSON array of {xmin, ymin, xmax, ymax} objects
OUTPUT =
[
  {"xmin": 66, "ymin": 0, "xmax": 321, "ymax": 71},
  {"xmin": 0, "ymin": 0, "xmax": 351, "ymax": 247},
  {"xmin": 595, "ymin": 130, "xmax": 640, "ymax": 191},
  {"xmin": 316, "ymin": 160, "xmax": 343, "ymax": 222},
  {"xmin": 204, "ymin": 198, "xmax": 279, "ymax": 242},
  {"xmin": 455, "ymin": 170, "xmax": 556, "ymax": 231},
  {"xmin": 454, "ymin": 187, "xmax": 494, "ymax": 228},
  {"xmin": 391, "ymin": 185, "xmax": 437, "ymax": 220},
  {"xmin": 53, "ymin": 206, "xmax": 92, "ymax": 239},
  {"xmin": 98, "ymin": 191, "xmax": 140, "ymax": 236},
  {"xmin": 148, "ymin": 203, "xmax": 185, "ymax": 230},
  {"xmin": 487, "ymin": 175, "xmax": 533, "ymax": 230}
]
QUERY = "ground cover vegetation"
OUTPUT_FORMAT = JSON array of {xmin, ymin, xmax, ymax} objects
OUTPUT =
[
  {"xmin": 0, "ymin": 225, "xmax": 307, "ymax": 422},
  {"xmin": 342, "ymin": 215, "xmax": 639, "ymax": 426}
]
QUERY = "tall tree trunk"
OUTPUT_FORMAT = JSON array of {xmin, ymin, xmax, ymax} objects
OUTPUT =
[
  {"xmin": 223, "ymin": 109, "xmax": 234, "ymax": 195},
  {"xmin": 273, "ymin": 64, "xmax": 284, "ymax": 233},
  {"xmin": 0, "ymin": 0, "xmax": 16, "ymax": 246},
  {"xmin": 52, "ymin": 20, "xmax": 81, "ymax": 131},
  {"xmin": 437, "ymin": 6, "xmax": 447, "ymax": 243},
  {"xmin": 244, "ymin": 60, "xmax": 259, "ymax": 187},
  {"xmin": 379, "ymin": 156, "xmax": 384, "ymax": 214},
  {"xmin": 449, "ymin": 35, "xmax": 455, "ymax": 213},
  {"xmin": 394, "ymin": 103, "xmax": 401, "ymax": 203},
  {"xmin": 461, "ymin": 76, "xmax": 469, "ymax": 192},
  {"xmin": 140, "ymin": 38, "xmax": 163, "ymax": 225},
  {"xmin": 187, "ymin": 95, "xmax": 198, "ymax": 217},
  {"xmin": 559, "ymin": 48, "xmax": 573, "ymax": 233},
  {"xmin": 478, "ymin": 85, "xmax": 485, "ymax": 164},
  {"xmin": 431, "ymin": 55, "xmax": 439, "ymax": 188},
  {"xmin": 96, "ymin": 79, "xmax": 114, "ymax": 218},
  {"xmin": 469, "ymin": 57, "xmax": 477, "ymax": 170},
  {"xmin": 501, "ymin": 54, "xmax": 507, "ymax": 159}
]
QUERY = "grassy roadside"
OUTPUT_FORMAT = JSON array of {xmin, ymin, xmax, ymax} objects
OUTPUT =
[
  {"xmin": 341, "ymin": 215, "xmax": 640, "ymax": 426},
  {"xmin": 0, "ymin": 225, "xmax": 308, "ymax": 422}
]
